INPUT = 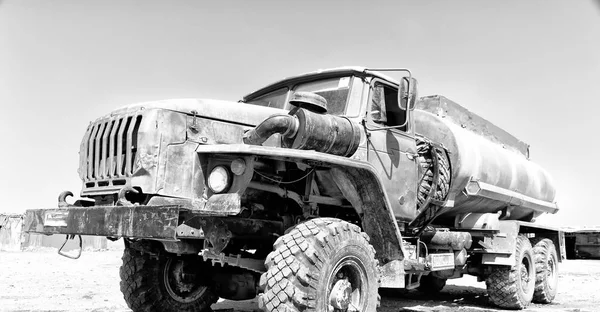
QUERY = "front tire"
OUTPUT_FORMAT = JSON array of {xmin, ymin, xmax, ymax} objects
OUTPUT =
[
  {"xmin": 531, "ymin": 238, "xmax": 559, "ymax": 303},
  {"xmin": 119, "ymin": 246, "xmax": 218, "ymax": 312},
  {"xmin": 258, "ymin": 218, "xmax": 379, "ymax": 312},
  {"xmin": 486, "ymin": 235, "xmax": 535, "ymax": 309}
]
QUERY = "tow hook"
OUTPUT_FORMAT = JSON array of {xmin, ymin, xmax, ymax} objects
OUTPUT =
[
  {"xmin": 58, "ymin": 191, "xmax": 73, "ymax": 208},
  {"xmin": 117, "ymin": 187, "xmax": 139, "ymax": 207}
]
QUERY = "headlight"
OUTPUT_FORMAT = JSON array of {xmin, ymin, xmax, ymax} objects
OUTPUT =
[{"xmin": 208, "ymin": 165, "xmax": 231, "ymax": 193}]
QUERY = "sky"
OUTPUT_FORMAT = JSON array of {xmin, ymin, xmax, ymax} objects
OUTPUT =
[{"xmin": 1, "ymin": 0, "xmax": 599, "ymax": 226}]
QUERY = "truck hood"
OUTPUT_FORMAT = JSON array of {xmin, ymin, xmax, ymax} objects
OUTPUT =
[{"xmin": 103, "ymin": 98, "xmax": 286, "ymax": 126}]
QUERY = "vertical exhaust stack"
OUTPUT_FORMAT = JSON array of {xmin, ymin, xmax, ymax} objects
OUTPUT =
[{"xmin": 243, "ymin": 92, "xmax": 361, "ymax": 157}]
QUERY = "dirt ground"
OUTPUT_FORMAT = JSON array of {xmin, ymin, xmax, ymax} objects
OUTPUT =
[{"xmin": 1, "ymin": 244, "xmax": 597, "ymax": 312}]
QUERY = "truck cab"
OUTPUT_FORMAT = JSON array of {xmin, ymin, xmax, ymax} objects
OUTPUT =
[{"xmin": 243, "ymin": 68, "xmax": 419, "ymax": 222}]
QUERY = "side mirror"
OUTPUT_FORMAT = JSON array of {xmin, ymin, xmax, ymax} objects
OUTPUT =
[{"xmin": 398, "ymin": 77, "xmax": 418, "ymax": 110}]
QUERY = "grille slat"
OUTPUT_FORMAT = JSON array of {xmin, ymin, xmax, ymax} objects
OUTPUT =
[
  {"xmin": 125, "ymin": 117, "xmax": 134, "ymax": 175},
  {"xmin": 116, "ymin": 117, "xmax": 127, "ymax": 177},
  {"xmin": 81, "ymin": 126, "xmax": 92, "ymax": 179},
  {"xmin": 130, "ymin": 116, "xmax": 143, "ymax": 174},
  {"xmin": 100, "ymin": 121, "xmax": 113, "ymax": 179},
  {"xmin": 82, "ymin": 114, "xmax": 142, "ymax": 183},
  {"xmin": 93, "ymin": 122, "xmax": 106, "ymax": 179},
  {"xmin": 87, "ymin": 124, "xmax": 99, "ymax": 179},
  {"xmin": 109, "ymin": 119, "xmax": 122, "ymax": 177}
]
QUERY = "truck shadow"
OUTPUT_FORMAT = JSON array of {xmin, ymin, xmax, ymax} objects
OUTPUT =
[
  {"xmin": 209, "ymin": 285, "xmax": 492, "ymax": 312},
  {"xmin": 211, "ymin": 285, "xmax": 561, "ymax": 312},
  {"xmin": 379, "ymin": 285, "xmax": 497, "ymax": 312}
]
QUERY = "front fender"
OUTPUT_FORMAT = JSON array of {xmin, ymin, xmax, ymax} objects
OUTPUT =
[{"xmin": 196, "ymin": 144, "xmax": 405, "ymax": 262}]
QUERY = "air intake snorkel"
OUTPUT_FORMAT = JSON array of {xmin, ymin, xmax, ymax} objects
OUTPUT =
[{"xmin": 243, "ymin": 92, "xmax": 361, "ymax": 157}]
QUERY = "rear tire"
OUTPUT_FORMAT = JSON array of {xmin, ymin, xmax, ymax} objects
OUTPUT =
[
  {"xmin": 417, "ymin": 275, "xmax": 446, "ymax": 294},
  {"xmin": 119, "ymin": 246, "xmax": 218, "ymax": 312},
  {"xmin": 486, "ymin": 235, "xmax": 535, "ymax": 309},
  {"xmin": 531, "ymin": 238, "xmax": 559, "ymax": 303},
  {"xmin": 258, "ymin": 218, "xmax": 380, "ymax": 312}
]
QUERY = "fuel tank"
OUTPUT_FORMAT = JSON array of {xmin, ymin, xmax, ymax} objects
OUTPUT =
[{"xmin": 414, "ymin": 96, "xmax": 558, "ymax": 222}]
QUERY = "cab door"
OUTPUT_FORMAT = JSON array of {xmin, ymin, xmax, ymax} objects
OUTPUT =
[{"xmin": 362, "ymin": 79, "xmax": 418, "ymax": 222}]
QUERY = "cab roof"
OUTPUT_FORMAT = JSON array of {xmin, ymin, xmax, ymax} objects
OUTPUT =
[{"xmin": 242, "ymin": 66, "xmax": 402, "ymax": 102}]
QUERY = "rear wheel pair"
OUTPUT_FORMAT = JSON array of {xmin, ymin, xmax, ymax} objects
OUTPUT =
[{"xmin": 486, "ymin": 236, "xmax": 559, "ymax": 309}]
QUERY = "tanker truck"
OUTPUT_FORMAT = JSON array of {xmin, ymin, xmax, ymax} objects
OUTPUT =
[{"xmin": 23, "ymin": 66, "xmax": 562, "ymax": 311}]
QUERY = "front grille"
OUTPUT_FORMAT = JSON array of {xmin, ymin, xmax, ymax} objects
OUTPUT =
[{"xmin": 82, "ymin": 114, "xmax": 143, "ymax": 181}]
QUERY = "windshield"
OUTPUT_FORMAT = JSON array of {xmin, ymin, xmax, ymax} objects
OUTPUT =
[
  {"xmin": 246, "ymin": 76, "xmax": 353, "ymax": 115},
  {"xmin": 245, "ymin": 87, "xmax": 288, "ymax": 109}
]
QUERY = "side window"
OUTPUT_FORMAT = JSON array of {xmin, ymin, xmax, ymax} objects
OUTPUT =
[
  {"xmin": 370, "ymin": 84, "xmax": 387, "ymax": 124},
  {"xmin": 369, "ymin": 82, "xmax": 407, "ymax": 131}
]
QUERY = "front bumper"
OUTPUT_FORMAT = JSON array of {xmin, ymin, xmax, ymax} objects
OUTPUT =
[
  {"xmin": 24, "ymin": 204, "xmax": 284, "ymax": 242},
  {"xmin": 24, "ymin": 206, "xmax": 181, "ymax": 240}
]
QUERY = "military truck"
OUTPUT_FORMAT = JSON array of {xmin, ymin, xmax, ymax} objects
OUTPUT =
[{"xmin": 24, "ymin": 67, "xmax": 562, "ymax": 312}]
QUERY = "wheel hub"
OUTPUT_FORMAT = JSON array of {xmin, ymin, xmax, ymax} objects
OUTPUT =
[
  {"xmin": 163, "ymin": 258, "xmax": 208, "ymax": 303},
  {"xmin": 329, "ymin": 279, "xmax": 352, "ymax": 309},
  {"xmin": 327, "ymin": 261, "xmax": 366, "ymax": 312},
  {"xmin": 171, "ymin": 260, "xmax": 195, "ymax": 292},
  {"xmin": 520, "ymin": 259, "xmax": 531, "ymax": 293}
]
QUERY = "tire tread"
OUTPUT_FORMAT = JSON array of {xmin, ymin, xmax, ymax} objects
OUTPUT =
[{"xmin": 530, "ymin": 238, "xmax": 558, "ymax": 304}]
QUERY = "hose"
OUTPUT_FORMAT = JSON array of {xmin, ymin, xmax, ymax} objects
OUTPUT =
[{"xmin": 243, "ymin": 114, "xmax": 299, "ymax": 146}]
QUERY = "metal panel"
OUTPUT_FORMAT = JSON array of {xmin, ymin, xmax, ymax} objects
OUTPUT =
[
  {"xmin": 24, "ymin": 206, "xmax": 180, "ymax": 239},
  {"xmin": 474, "ymin": 220, "xmax": 519, "ymax": 266},
  {"xmin": 465, "ymin": 179, "xmax": 559, "ymax": 214},
  {"xmin": 379, "ymin": 260, "xmax": 405, "ymax": 288},
  {"xmin": 482, "ymin": 253, "xmax": 514, "ymax": 266}
]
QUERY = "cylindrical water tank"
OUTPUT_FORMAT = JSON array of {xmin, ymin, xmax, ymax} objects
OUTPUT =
[{"xmin": 414, "ymin": 96, "xmax": 558, "ymax": 221}]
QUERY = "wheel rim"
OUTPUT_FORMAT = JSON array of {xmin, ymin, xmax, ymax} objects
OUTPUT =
[
  {"xmin": 520, "ymin": 253, "xmax": 534, "ymax": 294},
  {"xmin": 327, "ymin": 256, "xmax": 368, "ymax": 312},
  {"xmin": 162, "ymin": 258, "xmax": 208, "ymax": 303}
]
